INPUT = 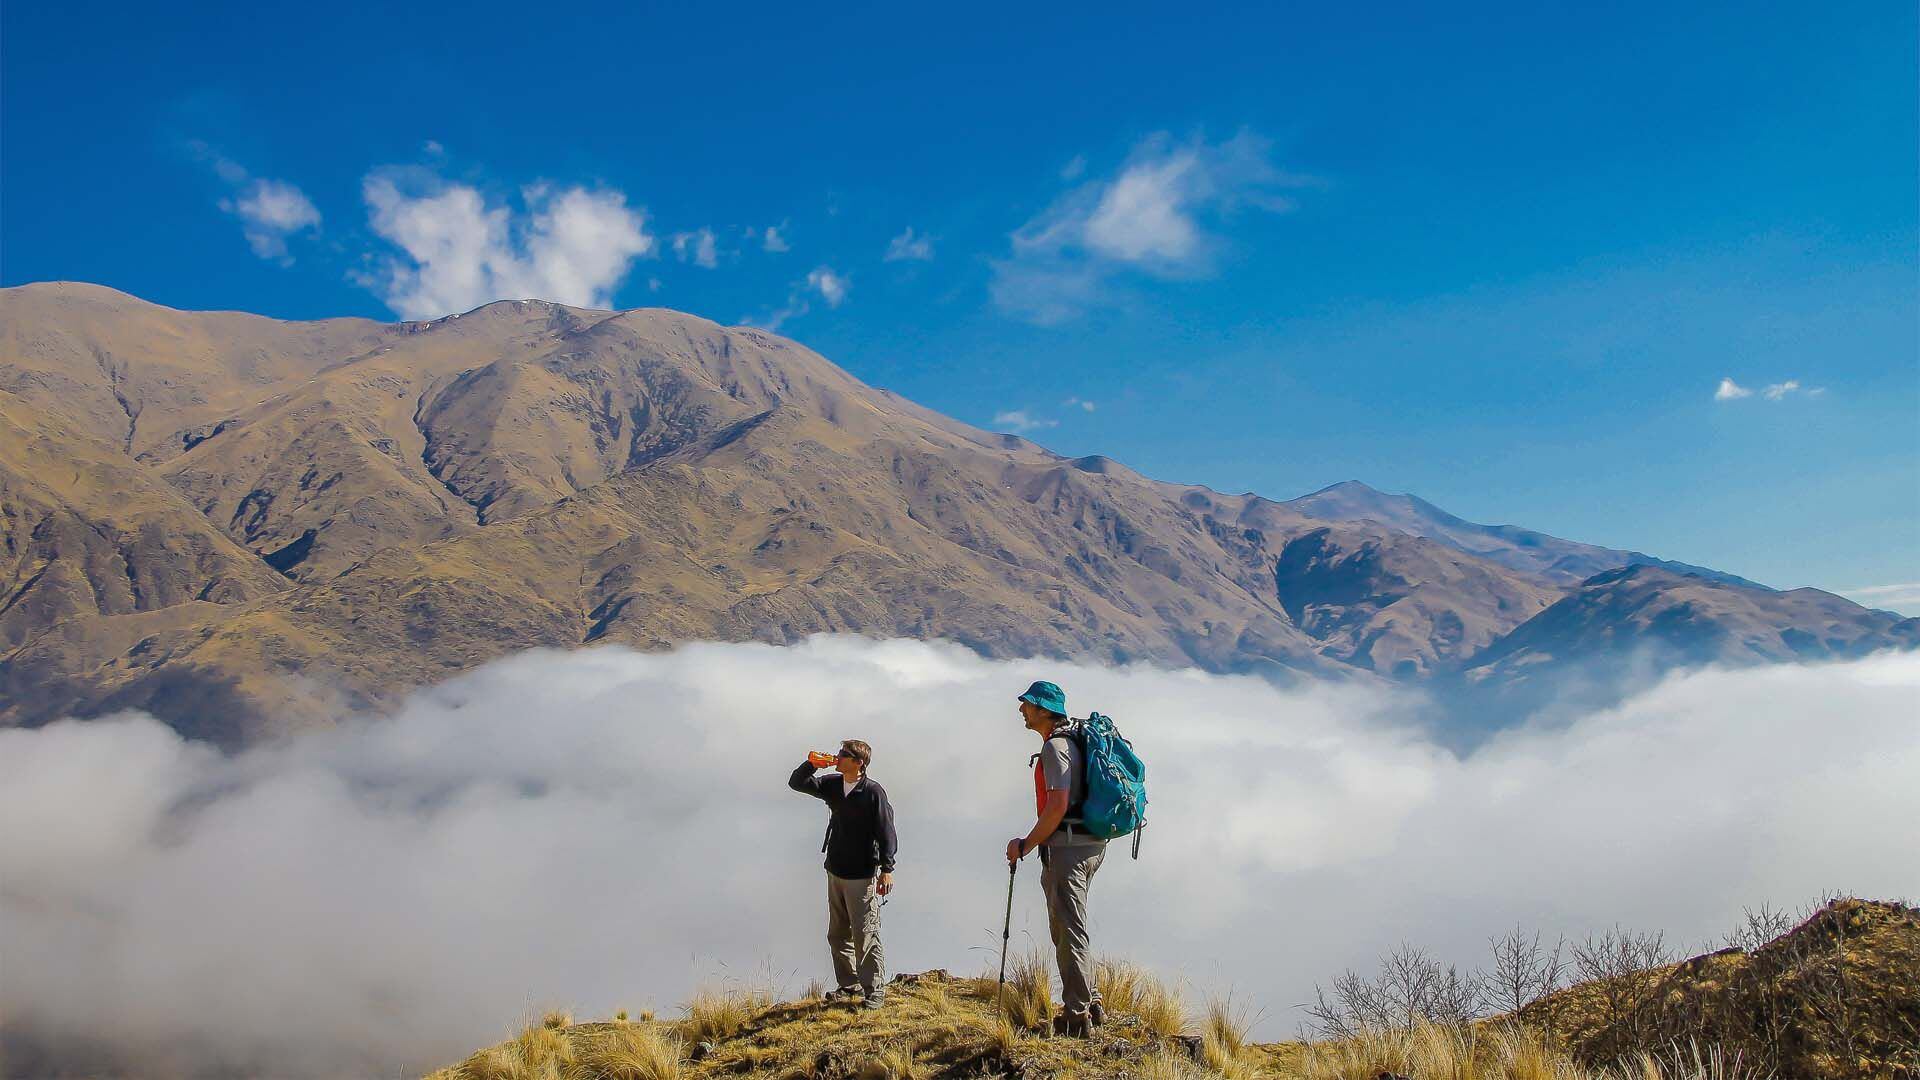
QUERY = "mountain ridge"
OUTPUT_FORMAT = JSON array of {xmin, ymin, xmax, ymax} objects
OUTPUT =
[
  {"xmin": 1284, "ymin": 479, "xmax": 1773, "ymax": 590},
  {"xmin": 2, "ymin": 282, "xmax": 1910, "ymax": 742}
]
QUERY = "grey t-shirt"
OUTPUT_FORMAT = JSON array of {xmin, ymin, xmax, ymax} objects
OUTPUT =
[{"xmin": 1041, "ymin": 733, "xmax": 1102, "ymax": 847}]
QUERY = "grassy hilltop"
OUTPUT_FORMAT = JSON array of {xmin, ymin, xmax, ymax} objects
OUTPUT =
[{"xmin": 425, "ymin": 898, "xmax": 1919, "ymax": 1080}]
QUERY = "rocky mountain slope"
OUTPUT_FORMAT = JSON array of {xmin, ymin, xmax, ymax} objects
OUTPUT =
[
  {"xmin": 1524, "ymin": 898, "xmax": 1920, "ymax": 1079},
  {"xmin": 2, "ymin": 282, "xmax": 1911, "ymax": 742},
  {"xmin": 1465, "ymin": 564, "xmax": 1918, "ymax": 684}
]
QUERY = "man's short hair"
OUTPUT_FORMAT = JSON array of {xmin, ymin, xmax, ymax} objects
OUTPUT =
[{"xmin": 841, "ymin": 739, "xmax": 872, "ymax": 774}]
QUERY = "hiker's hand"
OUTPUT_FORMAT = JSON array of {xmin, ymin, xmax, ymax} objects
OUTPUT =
[
  {"xmin": 877, "ymin": 872, "xmax": 893, "ymax": 896},
  {"xmin": 1006, "ymin": 837, "xmax": 1026, "ymax": 863}
]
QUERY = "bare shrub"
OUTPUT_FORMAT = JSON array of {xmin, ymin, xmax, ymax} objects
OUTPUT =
[
  {"xmin": 1570, "ymin": 927, "xmax": 1672, "ymax": 1052},
  {"xmin": 1309, "ymin": 943, "xmax": 1487, "ymax": 1037},
  {"xmin": 1721, "ymin": 904, "xmax": 1795, "ymax": 954},
  {"xmin": 1489, "ymin": 926, "xmax": 1568, "ymax": 1018}
]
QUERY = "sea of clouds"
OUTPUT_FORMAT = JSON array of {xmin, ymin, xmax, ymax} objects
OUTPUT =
[{"xmin": 4, "ymin": 637, "xmax": 1917, "ymax": 1077}]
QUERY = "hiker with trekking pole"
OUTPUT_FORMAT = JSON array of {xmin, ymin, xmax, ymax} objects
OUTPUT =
[
  {"xmin": 790, "ymin": 739, "xmax": 896, "ymax": 1010},
  {"xmin": 1003, "ymin": 680, "xmax": 1148, "ymax": 1037}
]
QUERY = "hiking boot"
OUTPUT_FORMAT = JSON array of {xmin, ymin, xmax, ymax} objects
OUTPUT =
[
  {"xmin": 822, "ymin": 986, "xmax": 863, "ymax": 1003},
  {"xmin": 861, "ymin": 994, "xmax": 887, "ymax": 1011},
  {"xmin": 1050, "ymin": 1013, "xmax": 1093, "ymax": 1038}
]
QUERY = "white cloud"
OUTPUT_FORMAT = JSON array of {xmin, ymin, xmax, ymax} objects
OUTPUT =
[
  {"xmin": 1717, "ymin": 377, "xmax": 1822, "ymax": 402},
  {"xmin": 225, "ymin": 179, "xmax": 322, "ymax": 262},
  {"xmin": 742, "ymin": 266, "xmax": 848, "ymax": 332},
  {"xmin": 763, "ymin": 224, "xmax": 790, "ymax": 253},
  {"xmin": 3, "ymin": 642, "xmax": 1915, "ymax": 1076},
  {"xmin": 992, "ymin": 409, "xmax": 1057, "ymax": 433},
  {"xmin": 1063, "ymin": 396, "xmax": 1096, "ymax": 412},
  {"xmin": 191, "ymin": 144, "xmax": 322, "ymax": 265},
  {"xmin": 1060, "ymin": 154, "xmax": 1087, "ymax": 181},
  {"xmin": 361, "ymin": 171, "xmax": 655, "ymax": 319},
  {"xmin": 806, "ymin": 265, "xmax": 848, "ymax": 307},
  {"xmin": 1838, "ymin": 583, "xmax": 1920, "ymax": 616},
  {"xmin": 884, "ymin": 227, "xmax": 934, "ymax": 262},
  {"xmin": 992, "ymin": 131, "xmax": 1311, "ymax": 324},
  {"xmin": 672, "ymin": 227, "xmax": 719, "ymax": 269}
]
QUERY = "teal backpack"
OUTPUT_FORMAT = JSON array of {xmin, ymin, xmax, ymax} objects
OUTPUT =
[{"xmin": 1064, "ymin": 712, "xmax": 1149, "ymax": 858}]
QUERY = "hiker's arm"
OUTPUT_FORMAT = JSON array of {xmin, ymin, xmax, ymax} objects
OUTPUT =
[
  {"xmin": 1010, "ymin": 788, "xmax": 1069, "ymax": 861},
  {"xmin": 875, "ymin": 788, "xmax": 897, "ymax": 894},
  {"xmin": 788, "ymin": 760, "xmax": 828, "ymax": 798}
]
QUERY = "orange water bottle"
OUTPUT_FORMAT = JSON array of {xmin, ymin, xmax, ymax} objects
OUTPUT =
[{"xmin": 807, "ymin": 750, "xmax": 837, "ymax": 769}]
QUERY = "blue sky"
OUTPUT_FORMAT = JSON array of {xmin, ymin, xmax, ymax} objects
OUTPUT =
[{"xmin": 4, "ymin": 1, "xmax": 1915, "ymax": 608}]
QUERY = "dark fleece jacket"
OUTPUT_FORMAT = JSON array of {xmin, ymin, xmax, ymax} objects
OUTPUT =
[{"xmin": 788, "ymin": 761, "xmax": 898, "ymax": 878}]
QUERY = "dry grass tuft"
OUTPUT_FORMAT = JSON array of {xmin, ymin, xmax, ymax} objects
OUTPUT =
[
  {"xmin": 1198, "ymin": 995, "xmax": 1262, "ymax": 1080},
  {"xmin": 539, "ymin": 1009, "xmax": 573, "ymax": 1031},
  {"xmin": 1136, "ymin": 982, "xmax": 1188, "ymax": 1038},
  {"xmin": 991, "ymin": 1015, "xmax": 1021, "ymax": 1056},
  {"xmin": 858, "ymin": 1045, "xmax": 925, "ymax": 1080},
  {"xmin": 440, "ymin": 1020, "xmax": 577, "ymax": 1080},
  {"xmin": 1301, "ymin": 1023, "xmax": 1473, "ymax": 1080},
  {"xmin": 919, "ymin": 980, "xmax": 954, "ymax": 1016},
  {"xmin": 678, "ymin": 986, "xmax": 774, "ymax": 1043},
  {"xmin": 1094, "ymin": 957, "xmax": 1186, "ymax": 1037},
  {"xmin": 1489, "ymin": 1022, "xmax": 1583, "ymax": 1080},
  {"xmin": 1138, "ymin": 1046, "xmax": 1212, "ymax": 1080},
  {"xmin": 1297, "ymin": 1021, "xmax": 1767, "ymax": 1080},
  {"xmin": 1094, "ymin": 958, "xmax": 1149, "ymax": 1013},
  {"xmin": 995, "ymin": 946, "xmax": 1053, "ymax": 1030},
  {"xmin": 514, "ymin": 1021, "xmax": 574, "ymax": 1069},
  {"xmin": 1203, "ymin": 994, "xmax": 1252, "ymax": 1056},
  {"xmin": 581, "ymin": 1023, "xmax": 684, "ymax": 1080},
  {"xmin": 1608, "ymin": 1040, "xmax": 1773, "ymax": 1080}
]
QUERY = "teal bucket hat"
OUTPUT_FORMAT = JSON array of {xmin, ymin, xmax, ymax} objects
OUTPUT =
[{"xmin": 1017, "ymin": 680, "xmax": 1067, "ymax": 716}]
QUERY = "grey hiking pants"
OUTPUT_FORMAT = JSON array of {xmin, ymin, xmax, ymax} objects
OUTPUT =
[
  {"xmin": 826, "ymin": 872, "xmax": 886, "ymax": 998},
  {"xmin": 1040, "ymin": 838, "xmax": 1106, "ymax": 1019}
]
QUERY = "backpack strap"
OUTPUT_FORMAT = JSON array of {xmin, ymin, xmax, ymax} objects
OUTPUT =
[{"xmin": 1049, "ymin": 729, "xmax": 1087, "ymax": 824}]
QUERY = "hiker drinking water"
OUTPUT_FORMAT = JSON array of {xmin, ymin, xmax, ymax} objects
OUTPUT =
[
  {"xmin": 1006, "ymin": 680, "xmax": 1109, "ymax": 1037},
  {"xmin": 789, "ymin": 739, "xmax": 897, "ymax": 1009}
]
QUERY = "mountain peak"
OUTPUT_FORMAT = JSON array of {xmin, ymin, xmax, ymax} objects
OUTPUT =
[{"xmin": 1301, "ymin": 479, "xmax": 1390, "ymax": 499}]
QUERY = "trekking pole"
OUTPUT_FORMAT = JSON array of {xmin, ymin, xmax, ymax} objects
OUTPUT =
[{"xmin": 995, "ymin": 852, "xmax": 1018, "ymax": 1021}]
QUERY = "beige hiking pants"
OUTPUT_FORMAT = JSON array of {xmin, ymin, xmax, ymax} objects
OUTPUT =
[
  {"xmin": 1040, "ymin": 839, "xmax": 1106, "ymax": 1019},
  {"xmin": 826, "ymin": 872, "xmax": 886, "ymax": 998}
]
